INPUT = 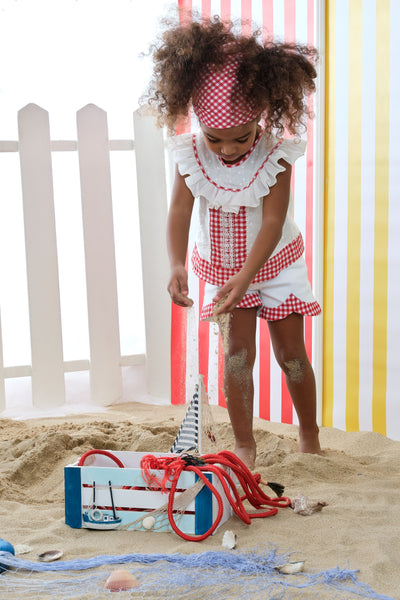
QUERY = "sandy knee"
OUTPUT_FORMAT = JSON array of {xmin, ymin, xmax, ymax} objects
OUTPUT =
[
  {"xmin": 283, "ymin": 358, "xmax": 305, "ymax": 383},
  {"xmin": 225, "ymin": 349, "xmax": 253, "ymax": 391},
  {"xmin": 224, "ymin": 349, "xmax": 254, "ymax": 417},
  {"xmin": 226, "ymin": 348, "xmax": 251, "ymax": 376}
]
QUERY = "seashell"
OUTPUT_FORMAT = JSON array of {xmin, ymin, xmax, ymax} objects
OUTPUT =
[
  {"xmin": 142, "ymin": 516, "xmax": 156, "ymax": 530},
  {"xmin": 221, "ymin": 530, "xmax": 237, "ymax": 549},
  {"xmin": 105, "ymin": 569, "xmax": 139, "ymax": 591},
  {"xmin": 291, "ymin": 494, "xmax": 328, "ymax": 516},
  {"xmin": 275, "ymin": 561, "xmax": 305, "ymax": 574},
  {"xmin": 37, "ymin": 549, "xmax": 63, "ymax": 562},
  {"xmin": 14, "ymin": 544, "xmax": 33, "ymax": 555}
]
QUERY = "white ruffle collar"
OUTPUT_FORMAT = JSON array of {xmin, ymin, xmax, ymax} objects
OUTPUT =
[{"xmin": 168, "ymin": 131, "xmax": 306, "ymax": 214}]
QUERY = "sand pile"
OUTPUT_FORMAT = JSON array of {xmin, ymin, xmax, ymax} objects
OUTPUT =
[{"xmin": 0, "ymin": 402, "xmax": 399, "ymax": 599}]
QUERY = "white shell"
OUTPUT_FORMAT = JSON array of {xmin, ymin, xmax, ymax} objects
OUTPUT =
[
  {"xmin": 291, "ymin": 494, "xmax": 328, "ymax": 516},
  {"xmin": 38, "ymin": 550, "xmax": 64, "ymax": 562},
  {"xmin": 275, "ymin": 561, "xmax": 305, "ymax": 574},
  {"xmin": 14, "ymin": 544, "xmax": 33, "ymax": 555},
  {"xmin": 142, "ymin": 516, "xmax": 156, "ymax": 530},
  {"xmin": 221, "ymin": 530, "xmax": 237, "ymax": 549}
]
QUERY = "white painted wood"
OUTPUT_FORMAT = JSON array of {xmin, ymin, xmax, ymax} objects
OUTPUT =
[
  {"xmin": 63, "ymin": 360, "xmax": 90, "ymax": 372},
  {"xmin": 77, "ymin": 104, "xmax": 123, "ymax": 406},
  {"xmin": 3, "ymin": 366, "xmax": 32, "ymax": 378},
  {"xmin": 133, "ymin": 109, "xmax": 171, "ymax": 400},
  {"xmin": 51, "ymin": 141, "xmax": 77, "ymax": 151},
  {"xmin": 120, "ymin": 354, "xmax": 146, "ymax": 367},
  {"xmin": 0, "ymin": 141, "xmax": 135, "ymax": 153},
  {"xmin": 0, "ymin": 141, "xmax": 18, "ymax": 152},
  {"xmin": 0, "ymin": 109, "xmax": 159, "ymax": 410},
  {"xmin": 2, "ymin": 358, "xmax": 140, "ymax": 378},
  {"xmin": 109, "ymin": 140, "xmax": 134, "ymax": 151},
  {"xmin": 51, "ymin": 140, "xmax": 135, "ymax": 152},
  {"xmin": 3, "ymin": 362, "xmax": 90, "ymax": 378},
  {"xmin": 0, "ymin": 314, "xmax": 6, "ymax": 411},
  {"xmin": 18, "ymin": 103, "xmax": 65, "ymax": 408}
]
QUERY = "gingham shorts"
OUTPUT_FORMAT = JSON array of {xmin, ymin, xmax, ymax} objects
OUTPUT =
[{"xmin": 201, "ymin": 255, "xmax": 321, "ymax": 321}]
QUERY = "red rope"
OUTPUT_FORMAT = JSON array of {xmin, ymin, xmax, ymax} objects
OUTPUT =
[
  {"xmin": 140, "ymin": 450, "xmax": 291, "ymax": 542},
  {"xmin": 78, "ymin": 449, "xmax": 125, "ymax": 468}
]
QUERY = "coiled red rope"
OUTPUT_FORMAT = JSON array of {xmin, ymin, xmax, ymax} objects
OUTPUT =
[{"xmin": 140, "ymin": 450, "xmax": 291, "ymax": 542}]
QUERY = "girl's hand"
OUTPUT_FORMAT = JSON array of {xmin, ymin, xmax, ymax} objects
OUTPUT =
[
  {"xmin": 168, "ymin": 265, "xmax": 194, "ymax": 308},
  {"xmin": 212, "ymin": 272, "xmax": 251, "ymax": 314}
]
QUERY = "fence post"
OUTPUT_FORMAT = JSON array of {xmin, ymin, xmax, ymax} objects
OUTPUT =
[
  {"xmin": 133, "ymin": 108, "xmax": 171, "ymax": 400},
  {"xmin": 77, "ymin": 104, "xmax": 122, "ymax": 406},
  {"xmin": 18, "ymin": 104, "xmax": 65, "ymax": 408},
  {"xmin": 0, "ymin": 313, "xmax": 5, "ymax": 411}
]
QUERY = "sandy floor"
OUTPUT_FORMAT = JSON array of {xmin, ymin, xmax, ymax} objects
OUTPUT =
[{"xmin": 0, "ymin": 401, "xmax": 399, "ymax": 599}]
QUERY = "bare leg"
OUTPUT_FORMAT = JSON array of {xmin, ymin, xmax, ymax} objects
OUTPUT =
[
  {"xmin": 268, "ymin": 313, "xmax": 321, "ymax": 454},
  {"xmin": 222, "ymin": 307, "xmax": 258, "ymax": 470}
]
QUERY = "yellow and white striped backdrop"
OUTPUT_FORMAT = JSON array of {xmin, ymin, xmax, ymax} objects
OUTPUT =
[{"xmin": 323, "ymin": 0, "xmax": 400, "ymax": 440}]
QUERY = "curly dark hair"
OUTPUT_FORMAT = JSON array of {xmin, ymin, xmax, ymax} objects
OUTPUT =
[{"xmin": 142, "ymin": 15, "xmax": 317, "ymax": 136}]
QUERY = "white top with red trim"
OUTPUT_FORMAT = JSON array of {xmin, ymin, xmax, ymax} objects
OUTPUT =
[{"xmin": 169, "ymin": 131, "xmax": 306, "ymax": 286}]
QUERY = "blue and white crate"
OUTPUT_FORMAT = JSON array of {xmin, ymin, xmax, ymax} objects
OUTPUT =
[{"xmin": 64, "ymin": 451, "xmax": 232, "ymax": 535}]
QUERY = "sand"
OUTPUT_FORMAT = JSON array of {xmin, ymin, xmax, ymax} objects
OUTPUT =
[{"xmin": 0, "ymin": 401, "xmax": 399, "ymax": 599}]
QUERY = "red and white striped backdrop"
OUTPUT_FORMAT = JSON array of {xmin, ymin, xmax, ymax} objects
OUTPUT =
[{"xmin": 171, "ymin": 0, "xmax": 322, "ymax": 427}]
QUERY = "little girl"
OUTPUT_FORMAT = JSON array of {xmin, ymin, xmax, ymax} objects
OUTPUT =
[{"xmin": 145, "ymin": 16, "xmax": 322, "ymax": 469}]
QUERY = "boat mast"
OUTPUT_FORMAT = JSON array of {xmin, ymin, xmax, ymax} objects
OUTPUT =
[{"xmin": 109, "ymin": 481, "xmax": 117, "ymax": 520}]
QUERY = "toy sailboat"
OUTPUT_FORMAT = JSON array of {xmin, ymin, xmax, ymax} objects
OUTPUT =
[
  {"xmin": 83, "ymin": 480, "xmax": 122, "ymax": 530},
  {"xmin": 65, "ymin": 377, "xmax": 220, "ymax": 534},
  {"xmin": 170, "ymin": 375, "xmax": 217, "ymax": 455}
]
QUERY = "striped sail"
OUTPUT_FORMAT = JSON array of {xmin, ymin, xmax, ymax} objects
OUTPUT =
[{"xmin": 170, "ymin": 384, "xmax": 200, "ymax": 453}]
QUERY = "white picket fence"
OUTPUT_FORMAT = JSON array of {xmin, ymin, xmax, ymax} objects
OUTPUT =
[{"xmin": 0, "ymin": 103, "xmax": 171, "ymax": 412}]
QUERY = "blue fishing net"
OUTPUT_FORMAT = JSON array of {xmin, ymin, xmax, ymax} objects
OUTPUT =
[{"xmin": 0, "ymin": 546, "xmax": 395, "ymax": 600}]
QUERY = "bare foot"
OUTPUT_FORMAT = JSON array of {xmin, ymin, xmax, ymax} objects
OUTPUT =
[
  {"xmin": 298, "ymin": 427, "xmax": 322, "ymax": 454},
  {"xmin": 234, "ymin": 441, "xmax": 257, "ymax": 471}
]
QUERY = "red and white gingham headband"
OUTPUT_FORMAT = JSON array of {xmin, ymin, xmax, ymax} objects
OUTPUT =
[{"xmin": 192, "ymin": 53, "xmax": 259, "ymax": 129}]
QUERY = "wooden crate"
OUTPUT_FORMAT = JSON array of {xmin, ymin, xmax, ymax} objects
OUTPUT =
[{"xmin": 65, "ymin": 451, "xmax": 232, "ymax": 535}]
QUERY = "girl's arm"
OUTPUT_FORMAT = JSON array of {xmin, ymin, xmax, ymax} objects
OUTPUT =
[
  {"xmin": 213, "ymin": 160, "xmax": 292, "ymax": 314},
  {"xmin": 167, "ymin": 166, "xmax": 195, "ymax": 307}
]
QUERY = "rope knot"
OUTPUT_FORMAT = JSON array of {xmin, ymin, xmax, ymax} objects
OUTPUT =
[{"xmin": 140, "ymin": 454, "xmax": 185, "ymax": 493}]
